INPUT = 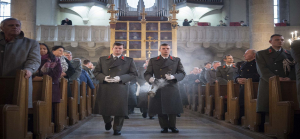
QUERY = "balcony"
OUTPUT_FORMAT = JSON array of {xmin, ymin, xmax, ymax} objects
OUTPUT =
[
  {"xmin": 174, "ymin": 0, "xmax": 224, "ymax": 9},
  {"xmin": 59, "ymin": 0, "xmax": 109, "ymax": 5}
]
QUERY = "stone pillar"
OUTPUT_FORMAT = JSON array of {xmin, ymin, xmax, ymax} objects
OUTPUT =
[
  {"xmin": 249, "ymin": 0, "xmax": 274, "ymax": 51},
  {"xmin": 11, "ymin": 0, "xmax": 36, "ymax": 39}
]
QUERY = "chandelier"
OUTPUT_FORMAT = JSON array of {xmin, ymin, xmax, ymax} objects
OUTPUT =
[{"xmin": 289, "ymin": 31, "xmax": 299, "ymax": 45}]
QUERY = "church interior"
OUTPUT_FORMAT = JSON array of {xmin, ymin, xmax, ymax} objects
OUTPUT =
[{"xmin": 1, "ymin": 0, "xmax": 300, "ymax": 139}]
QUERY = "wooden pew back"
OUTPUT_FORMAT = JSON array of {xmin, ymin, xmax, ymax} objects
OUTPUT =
[
  {"xmin": 241, "ymin": 78, "xmax": 261, "ymax": 131},
  {"xmin": 205, "ymin": 83, "xmax": 215, "ymax": 116},
  {"xmin": 79, "ymin": 82, "xmax": 87, "ymax": 120},
  {"xmin": 91, "ymin": 83, "xmax": 97, "ymax": 113},
  {"xmin": 86, "ymin": 86, "xmax": 92, "ymax": 116},
  {"xmin": 191, "ymin": 83, "xmax": 199, "ymax": 111},
  {"xmin": 54, "ymin": 78, "xmax": 69, "ymax": 132},
  {"xmin": 225, "ymin": 81, "xmax": 240, "ymax": 124},
  {"xmin": 213, "ymin": 82, "xmax": 227, "ymax": 120},
  {"xmin": 265, "ymin": 76, "xmax": 299, "ymax": 139},
  {"xmin": 197, "ymin": 84, "xmax": 206, "ymax": 114},
  {"xmin": 0, "ymin": 70, "xmax": 32, "ymax": 139},
  {"xmin": 32, "ymin": 75, "xmax": 54, "ymax": 139},
  {"xmin": 68, "ymin": 80, "xmax": 79, "ymax": 125}
]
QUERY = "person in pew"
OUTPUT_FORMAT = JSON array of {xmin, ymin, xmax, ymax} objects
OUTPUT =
[
  {"xmin": 52, "ymin": 46, "xmax": 75, "ymax": 81},
  {"xmin": 216, "ymin": 55, "xmax": 237, "ymax": 85},
  {"xmin": 83, "ymin": 59, "xmax": 99, "ymax": 84},
  {"xmin": 256, "ymin": 34, "xmax": 296, "ymax": 123},
  {"xmin": 93, "ymin": 42, "xmax": 138, "ymax": 136},
  {"xmin": 199, "ymin": 62, "xmax": 212, "ymax": 85},
  {"xmin": 234, "ymin": 49, "xmax": 260, "ymax": 118},
  {"xmin": 183, "ymin": 19, "xmax": 193, "ymax": 26},
  {"xmin": 144, "ymin": 43, "xmax": 186, "ymax": 133},
  {"xmin": 33, "ymin": 43, "xmax": 62, "ymax": 123},
  {"xmin": 0, "ymin": 18, "xmax": 41, "ymax": 109},
  {"xmin": 61, "ymin": 18, "xmax": 72, "ymax": 25},
  {"xmin": 79, "ymin": 67, "xmax": 95, "ymax": 92},
  {"xmin": 289, "ymin": 40, "xmax": 300, "ymax": 108},
  {"xmin": 205, "ymin": 61, "xmax": 221, "ymax": 84},
  {"xmin": 186, "ymin": 67, "xmax": 201, "ymax": 84},
  {"xmin": 217, "ymin": 20, "xmax": 227, "ymax": 26},
  {"xmin": 64, "ymin": 50, "xmax": 82, "ymax": 98}
]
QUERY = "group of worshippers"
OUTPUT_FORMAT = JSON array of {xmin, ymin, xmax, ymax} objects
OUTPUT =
[
  {"xmin": 182, "ymin": 34, "xmax": 300, "ymax": 131},
  {"xmin": 2, "ymin": 17, "xmax": 300, "ymax": 136}
]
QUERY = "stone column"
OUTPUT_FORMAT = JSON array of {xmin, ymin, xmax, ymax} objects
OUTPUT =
[
  {"xmin": 249, "ymin": 0, "xmax": 274, "ymax": 51},
  {"xmin": 11, "ymin": 0, "xmax": 37, "ymax": 39}
]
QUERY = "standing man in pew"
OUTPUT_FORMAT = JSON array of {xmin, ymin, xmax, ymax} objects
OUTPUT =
[
  {"xmin": 0, "ymin": 18, "xmax": 41, "ymax": 108},
  {"xmin": 290, "ymin": 40, "xmax": 300, "ymax": 108},
  {"xmin": 216, "ymin": 55, "xmax": 237, "ymax": 85},
  {"xmin": 256, "ymin": 34, "xmax": 296, "ymax": 123},
  {"xmin": 235, "ymin": 49, "xmax": 260, "ymax": 118},
  {"xmin": 144, "ymin": 43, "xmax": 186, "ymax": 133},
  {"xmin": 205, "ymin": 61, "xmax": 221, "ymax": 84},
  {"xmin": 199, "ymin": 62, "xmax": 211, "ymax": 85},
  {"xmin": 93, "ymin": 42, "xmax": 138, "ymax": 136}
]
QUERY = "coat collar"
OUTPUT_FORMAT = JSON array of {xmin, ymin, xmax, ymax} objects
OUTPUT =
[
  {"xmin": 107, "ymin": 54, "xmax": 125, "ymax": 61},
  {"xmin": 156, "ymin": 55, "xmax": 174, "ymax": 61}
]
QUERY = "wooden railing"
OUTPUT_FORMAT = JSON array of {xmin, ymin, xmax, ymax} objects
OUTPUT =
[
  {"xmin": 59, "ymin": 0, "xmax": 108, "ymax": 4},
  {"xmin": 174, "ymin": 0, "xmax": 223, "ymax": 5}
]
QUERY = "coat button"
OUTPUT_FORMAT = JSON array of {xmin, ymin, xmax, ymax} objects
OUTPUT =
[
  {"xmin": 247, "ymin": 69, "xmax": 249, "ymax": 71},
  {"xmin": 160, "ymin": 69, "xmax": 162, "ymax": 71},
  {"xmin": 109, "ymin": 69, "xmax": 111, "ymax": 70},
  {"xmin": 250, "ymin": 65, "xmax": 252, "ymax": 66},
  {"xmin": 241, "ymin": 70, "xmax": 242, "ymax": 71},
  {"xmin": 161, "ymin": 75, "xmax": 162, "ymax": 77},
  {"xmin": 275, "ymin": 70, "xmax": 278, "ymax": 72},
  {"xmin": 227, "ymin": 75, "xmax": 229, "ymax": 76},
  {"xmin": 274, "ymin": 63, "xmax": 277, "ymax": 64}
]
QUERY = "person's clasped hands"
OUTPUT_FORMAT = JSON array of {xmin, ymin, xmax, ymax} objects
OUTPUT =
[{"xmin": 105, "ymin": 76, "xmax": 121, "ymax": 83}]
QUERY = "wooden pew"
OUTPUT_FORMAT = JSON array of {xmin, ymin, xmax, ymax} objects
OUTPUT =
[
  {"xmin": 213, "ymin": 82, "xmax": 227, "ymax": 120},
  {"xmin": 79, "ymin": 82, "xmax": 87, "ymax": 120},
  {"xmin": 91, "ymin": 84, "xmax": 97, "ymax": 113},
  {"xmin": 54, "ymin": 78, "xmax": 69, "ymax": 132},
  {"xmin": 191, "ymin": 83, "xmax": 199, "ymax": 111},
  {"xmin": 241, "ymin": 78, "xmax": 261, "ymax": 131},
  {"xmin": 204, "ymin": 83, "xmax": 215, "ymax": 116},
  {"xmin": 185, "ymin": 84, "xmax": 193, "ymax": 109},
  {"xmin": 197, "ymin": 84, "xmax": 206, "ymax": 114},
  {"xmin": 225, "ymin": 80, "xmax": 241, "ymax": 124},
  {"xmin": 265, "ymin": 76, "xmax": 300, "ymax": 139},
  {"xmin": 31, "ymin": 75, "xmax": 54, "ymax": 139},
  {"xmin": 68, "ymin": 80, "xmax": 79, "ymax": 125},
  {"xmin": 0, "ymin": 70, "xmax": 32, "ymax": 139},
  {"xmin": 86, "ymin": 86, "xmax": 92, "ymax": 116}
]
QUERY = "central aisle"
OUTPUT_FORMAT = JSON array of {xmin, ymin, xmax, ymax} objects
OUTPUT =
[{"xmin": 63, "ymin": 110, "xmax": 251, "ymax": 139}]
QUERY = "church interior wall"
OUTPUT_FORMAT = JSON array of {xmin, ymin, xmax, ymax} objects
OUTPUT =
[
  {"xmin": 229, "ymin": 0, "xmax": 247, "ymax": 23},
  {"xmin": 289, "ymin": 0, "xmax": 300, "ymax": 26}
]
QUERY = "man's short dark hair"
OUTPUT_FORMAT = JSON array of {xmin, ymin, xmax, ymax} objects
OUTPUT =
[
  {"xmin": 113, "ymin": 42, "xmax": 124, "ymax": 48},
  {"xmin": 240, "ymin": 21, "xmax": 244, "ymax": 23},
  {"xmin": 159, "ymin": 43, "xmax": 170, "ymax": 49},
  {"xmin": 223, "ymin": 55, "xmax": 232, "ymax": 60},
  {"xmin": 83, "ymin": 59, "xmax": 91, "ymax": 65},
  {"xmin": 270, "ymin": 34, "xmax": 283, "ymax": 41},
  {"xmin": 204, "ymin": 62, "xmax": 212, "ymax": 66},
  {"xmin": 52, "ymin": 46, "xmax": 65, "ymax": 51},
  {"xmin": 0, "ymin": 18, "xmax": 21, "ymax": 28}
]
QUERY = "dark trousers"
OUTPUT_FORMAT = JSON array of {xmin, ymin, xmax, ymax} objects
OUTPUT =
[
  {"xmin": 158, "ymin": 114, "xmax": 176, "ymax": 128},
  {"xmin": 103, "ymin": 116, "xmax": 125, "ymax": 131}
]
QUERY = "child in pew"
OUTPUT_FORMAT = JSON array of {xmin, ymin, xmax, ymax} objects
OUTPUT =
[{"xmin": 32, "ymin": 43, "xmax": 62, "ymax": 127}]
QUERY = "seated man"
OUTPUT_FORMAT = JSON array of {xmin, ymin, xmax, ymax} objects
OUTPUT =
[
  {"xmin": 205, "ymin": 61, "xmax": 221, "ymax": 84},
  {"xmin": 187, "ymin": 67, "xmax": 201, "ymax": 84},
  {"xmin": 216, "ymin": 55, "xmax": 237, "ymax": 85},
  {"xmin": 183, "ymin": 19, "xmax": 193, "ymax": 26},
  {"xmin": 283, "ymin": 19, "xmax": 290, "ymax": 26},
  {"xmin": 240, "ymin": 21, "xmax": 247, "ymax": 26},
  {"xmin": 199, "ymin": 62, "xmax": 212, "ymax": 85},
  {"xmin": 61, "ymin": 18, "xmax": 72, "ymax": 25},
  {"xmin": 83, "ymin": 59, "xmax": 99, "ymax": 84},
  {"xmin": 217, "ymin": 20, "xmax": 227, "ymax": 26},
  {"xmin": 235, "ymin": 49, "xmax": 260, "ymax": 117}
]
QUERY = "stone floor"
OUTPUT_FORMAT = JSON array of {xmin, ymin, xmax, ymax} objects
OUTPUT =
[{"xmin": 63, "ymin": 109, "xmax": 252, "ymax": 139}]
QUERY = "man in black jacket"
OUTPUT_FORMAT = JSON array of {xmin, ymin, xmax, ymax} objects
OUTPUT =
[
  {"xmin": 61, "ymin": 18, "xmax": 72, "ymax": 25},
  {"xmin": 200, "ymin": 62, "xmax": 211, "ymax": 85},
  {"xmin": 183, "ymin": 19, "xmax": 193, "ymax": 26}
]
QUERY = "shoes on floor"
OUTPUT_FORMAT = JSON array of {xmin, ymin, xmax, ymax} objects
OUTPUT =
[
  {"xmin": 176, "ymin": 114, "xmax": 181, "ymax": 117},
  {"xmin": 125, "ymin": 116, "xmax": 129, "ymax": 119},
  {"xmin": 169, "ymin": 127, "xmax": 179, "ymax": 133},
  {"xmin": 142, "ymin": 112, "xmax": 147, "ymax": 118},
  {"xmin": 113, "ymin": 130, "xmax": 121, "ymax": 135},
  {"xmin": 105, "ymin": 118, "xmax": 113, "ymax": 131},
  {"xmin": 149, "ymin": 116, "xmax": 154, "ymax": 119},
  {"xmin": 161, "ymin": 128, "xmax": 168, "ymax": 133}
]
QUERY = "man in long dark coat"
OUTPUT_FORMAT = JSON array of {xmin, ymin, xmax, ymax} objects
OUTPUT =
[
  {"xmin": 291, "ymin": 40, "xmax": 300, "ymax": 108},
  {"xmin": 216, "ymin": 55, "xmax": 237, "ymax": 85},
  {"xmin": 144, "ymin": 43, "xmax": 186, "ymax": 133},
  {"xmin": 93, "ymin": 42, "xmax": 138, "ymax": 135},
  {"xmin": 256, "ymin": 34, "xmax": 295, "ymax": 115}
]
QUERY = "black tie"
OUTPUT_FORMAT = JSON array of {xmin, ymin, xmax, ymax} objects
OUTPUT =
[{"xmin": 114, "ymin": 57, "xmax": 118, "ymax": 60}]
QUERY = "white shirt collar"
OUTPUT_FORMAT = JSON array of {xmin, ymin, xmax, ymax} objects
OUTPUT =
[
  {"xmin": 276, "ymin": 48, "xmax": 282, "ymax": 52},
  {"xmin": 226, "ymin": 64, "xmax": 232, "ymax": 67},
  {"xmin": 112, "ymin": 54, "xmax": 121, "ymax": 58},
  {"xmin": 161, "ymin": 55, "xmax": 169, "ymax": 59}
]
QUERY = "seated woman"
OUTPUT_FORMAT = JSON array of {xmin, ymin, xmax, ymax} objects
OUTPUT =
[{"xmin": 33, "ymin": 43, "xmax": 62, "ymax": 122}]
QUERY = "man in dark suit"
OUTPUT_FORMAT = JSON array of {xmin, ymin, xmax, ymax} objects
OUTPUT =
[
  {"xmin": 291, "ymin": 40, "xmax": 300, "ymax": 108},
  {"xmin": 256, "ymin": 34, "xmax": 295, "ymax": 117},
  {"xmin": 200, "ymin": 62, "xmax": 211, "ymax": 85},
  {"xmin": 235, "ymin": 49, "xmax": 260, "ymax": 117},
  {"xmin": 61, "ymin": 18, "xmax": 72, "ymax": 25},
  {"xmin": 183, "ymin": 19, "xmax": 193, "ymax": 26},
  {"xmin": 216, "ymin": 55, "xmax": 237, "ymax": 85},
  {"xmin": 144, "ymin": 43, "xmax": 186, "ymax": 133},
  {"xmin": 205, "ymin": 61, "xmax": 221, "ymax": 84},
  {"xmin": 93, "ymin": 42, "xmax": 138, "ymax": 135}
]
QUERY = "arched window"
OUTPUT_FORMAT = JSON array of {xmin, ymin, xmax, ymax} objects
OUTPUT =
[
  {"xmin": 0, "ymin": 0, "xmax": 11, "ymax": 22},
  {"xmin": 127, "ymin": 0, "xmax": 155, "ymax": 9},
  {"xmin": 274, "ymin": 0, "xmax": 279, "ymax": 23}
]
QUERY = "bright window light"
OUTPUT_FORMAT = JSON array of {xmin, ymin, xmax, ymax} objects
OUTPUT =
[
  {"xmin": 127, "ymin": 0, "xmax": 155, "ymax": 8},
  {"xmin": 0, "ymin": 0, "xmax": 11, "ymax": 23}
]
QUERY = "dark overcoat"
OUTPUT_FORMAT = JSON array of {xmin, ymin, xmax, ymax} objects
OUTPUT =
[
  {"xmin": 205, "ymin": 68, "xmax": 217, "ymax": 84},
  {"xmin": 199, "ymin": 68, "xmax": 207, "ymax": 84},
  {"xmin": 136, "ymin": 67, "xmax": 150, "ymax": 108},
  {"xmin": 291, "ymin": 40, "xmax": 300, "ymax": 108},
  {"xmin": 256, "ymin": 46, "xmax": 295, "ymax": 112},
  {"xmin": 234, "ymin": 59, "xmax": 260, "ymax": 106},
  {"xmin": 128, "ymin": 81, "xmax": 137, "ymax": 106},
  {"xmin": 93, "ymin": 55, "xmax": 137, "ymax": 116},
  {"xmin": 144, "ymin": 55, "xmax": 186, "ymax": 115},
  {"xmin": 216, "ymin": 64, "xmax": 237, "ymax": 85}
]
